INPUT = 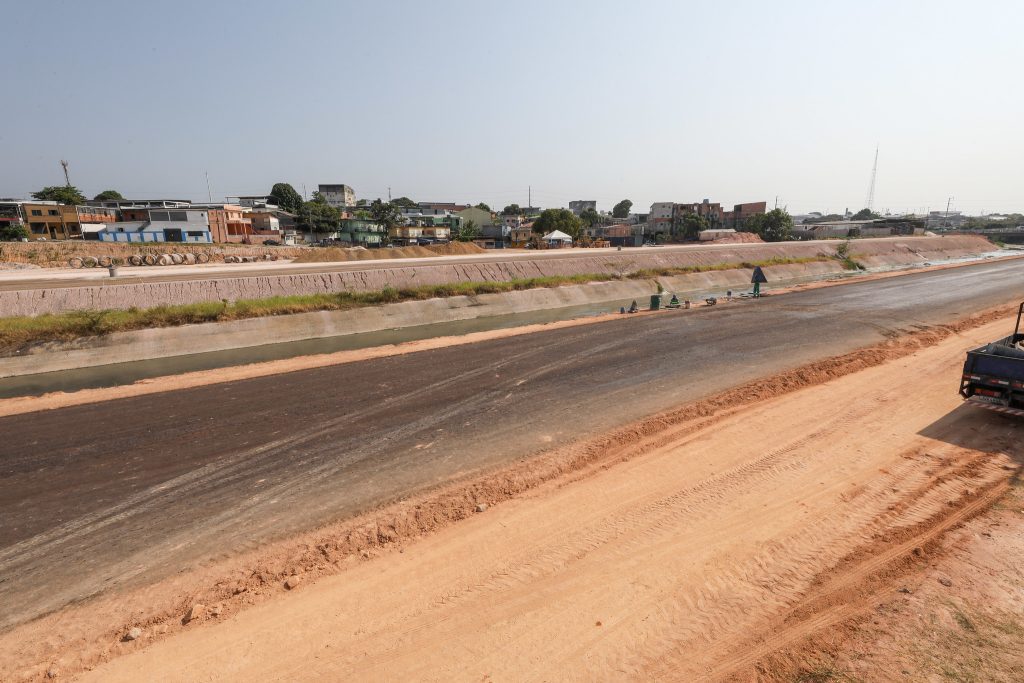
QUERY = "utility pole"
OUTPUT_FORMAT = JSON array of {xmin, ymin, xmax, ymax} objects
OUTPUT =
[
  {"xmin": 528, "ymin": 185, "xmax": 531, "ymax": 209},
  {"xmin": 60, "ymin": 160, "xmax": 71, "ymax": 187},
  {"xmin": 774, "ymin": 195, "xmax": 778, "ymax": 209},
  {"xmin": 944, "ymin": 196, "xmax": 954, "ymax": 228},
  {"xmin": 388, "ymin": 186, "xmax": 392, "ymax": 201},
  {"xmin": 205, "ymin": 172, "xmax": 213, "ymax": 203}
]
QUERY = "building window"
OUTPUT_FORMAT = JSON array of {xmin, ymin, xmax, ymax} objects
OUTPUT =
[
  {"xmin": 187, "ymin": 231, "xmax": 205, "ymax": 237},
  {"xmin": 48, "ymin": 210, "xmax": 59, "ymax": 216},
  {"xmin": 31, "ymin": 223, "xmax": 47, "ymax": 234},
  {"xmin": 31, "ymin": 209, "xmax": 42, "ymax": 216},
  {"xmin": 169, "ymin": 211, "xmax": 188, "ymax": 221}
]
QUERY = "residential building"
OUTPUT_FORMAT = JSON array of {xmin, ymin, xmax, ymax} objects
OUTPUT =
[
  {"xmin": 0, "ymin": 200, "xmax": 26, "ymax": 234},
  {"xmin": 722, "ymin": 201, "xmax": 767, "ymax": 229},
  {"xmin": 648, "ymin": 202, "xmax": 674, "ymax": 233},
  {"xmin": 674, "ymin": 199, "xmax": 724, "ymax": 230},
  {"xmin": 338, "ymin": 218, "xmax": 386, "ymax": 247},
  {"xmin": 18, "ymin": 202, "xmax": 112, "ymax": 240},
  {"xmin": 388, "ymin": 223, "xmax": 451, "ymax": 245},
  {"xmin": 455, "ymin": 206, "xmax": 494, "ymax": 230},
  {"xmin": 206, "ymin": 204, "xmax": 254, "ymax": 242},
  {"xmin": 568, "ymin": 200, "xmax": 597, "ymax": 215},
  {"xmin": 318, "ymin": 184, "xmax": 355, "ymax": 208}
]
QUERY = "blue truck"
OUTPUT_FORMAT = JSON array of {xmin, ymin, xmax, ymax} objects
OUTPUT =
[{"xmin": 960, "ymin": 302, "xmax": 1024, "ymax": 417}]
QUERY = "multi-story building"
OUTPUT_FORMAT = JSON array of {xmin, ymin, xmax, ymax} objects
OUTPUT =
[
  {"xmin": 722, "ymin": 201, "xmax": 767, "ymax": 229},
  {"xmin": 568, "ymin": 200, "xmax": 597, "ymax": 215},
  {"xmin": 18, "ymin": 203, "xmax": 115, "ymax": 240},
  {"xmin": 674, "ymin": 199, "xmax": 724, "ymax": 230},
  {"xmin": 318, "ymin": 184, "xmax": 355, "ymax": 208},
  {"xmin": 0, "ymin": 200, "xmax": 26, "ymax": 235},
  {"xmin": 205, "ymin": 204, "xmax": 254, "ymax": 242},
  {"xmin": 648, "ymin": 202, "xmax": 674, "ymax": 233}
]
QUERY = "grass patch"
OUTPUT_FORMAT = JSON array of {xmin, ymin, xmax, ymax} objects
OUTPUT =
[{"xmin": 0, "ymin": 256, "xmax": 845, "ymax": 351}]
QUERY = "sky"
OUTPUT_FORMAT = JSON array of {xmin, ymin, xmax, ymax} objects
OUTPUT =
[{"xmin": 2, "ymin": 0, "xmax": 1022, "ymax": 215}]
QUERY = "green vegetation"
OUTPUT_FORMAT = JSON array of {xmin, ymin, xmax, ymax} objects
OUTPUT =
[
  {"xmin": 612, "ymin": 199, "xmax": 632, "ymax": 219},
  {"xmin": 0, "ymin": 255, "xmax": 842, "ymax": 351},
  {"xmin": 677, "ymin": 212, "xmax": 710, "ymax": 240},
  {"xmin": 93, "ymin": 189, "xmax": 124, "ymax": 201},
  {"xmin": 532, "ymin": 208, "xmax": 583, "ymax": 240},
  {"xmin": 0, "ymin": 224, "xmax": 29, "ymax": 241},
  {"xmin": 851, "ymin": 208, "xmax": 881, "ymax": 220},
  {"xmin": 455, "ymin": 219, "xmax": 479, "ymax": 242},
  {"xmin": 391, "ymin": 196, "xmax": 417, "ymax": 208},
  {"xmin": 742, "ymin": 208, "xmax": 794, "ymax": 242},
  {"xmin": 32, "ymin": 185, "xmax": 86, "ymax": 205},
  {"xmin": 834, "ymin": 239, "xmax": 864, "ymax": 270},
  {"xmin": 268, "ymin": 182, "xmax": 303, "ymax": 213}
]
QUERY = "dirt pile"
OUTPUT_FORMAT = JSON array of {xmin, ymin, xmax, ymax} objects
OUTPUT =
[
  {"xmin": 293, "ymin": 242, "xmax": 484, "ymax": 263},
  {"xmin": 711, "ymin": 231, "xmax": 764, "ymax": 244}
]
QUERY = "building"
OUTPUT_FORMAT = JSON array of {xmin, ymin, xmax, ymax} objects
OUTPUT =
[
  {"xmin": 388, "ymin": 223, "xmax": 451, "ymax": 245},
  {"xmin": 206, "ymin": 204, "xmax": 254, "ymax": 243},
  {"xmin": 0, "ymin": 200, "xmax": 26, "ymax": 234},
  {"xmin": 338, "ymin": 219, "xmax": 386, "ymax": 247},
  {"xmin": 18, "ymin": 203, "xmax": 115, "ymax": 240},
  {"xmin": 454, "ymin": 206, "xmax": 494, "ymax": 230},
  {"xmin": 568, "ymin": 200, "xmax": 597, "ymax": 215},
  {"xmin": 722, "ymin": 201, "xmax": 767, "ymax": 229},
  {"xmin": 648, "ymin": 202, "xmax": 675, "ymax": 233},
  {"xmin": 418, "ymin": 202, "xmax": 469, "ymax": 213},
  {"xmin": 674, "ymin": 199, "xmax": 724, "ymax": 230},
  {"xmin": 318, "ymin": 184, "xmax": 355, "ymax": 208},
  {"xmin": 85, "ymin": 198, "xmax": 191, "ymax": 209},
  {"xmin": 101, "ymin": 207, "xmax": 213, "ymax": 242}
]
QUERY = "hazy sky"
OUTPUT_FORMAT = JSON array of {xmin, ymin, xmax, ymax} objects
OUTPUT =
[{"xmin": 3, "ymin": 0, "xmax": 1022, "ymax": 215}]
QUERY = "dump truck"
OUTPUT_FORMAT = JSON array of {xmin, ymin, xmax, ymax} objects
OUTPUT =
[{"xmin": 960, "ymin": 302, "xmax": 1024, "ymax": 417}]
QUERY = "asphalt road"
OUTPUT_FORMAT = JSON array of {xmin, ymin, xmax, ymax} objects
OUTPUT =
[
  {"xmin": 1, "ymin": 259, "xmax": 1023, "ymax": 631},
  {"xmin": 0, "ymin": 237, "xmax": 895, "ymax": 290}
]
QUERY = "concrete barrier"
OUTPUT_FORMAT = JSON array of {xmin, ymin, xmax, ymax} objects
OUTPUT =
[
  {"xmin": 0, "ymin": 236, "xmax": 994, "ymax": 317},
  {"xmin": 0, "ymin": 279, "xmax": 658, "ymax": 378}
]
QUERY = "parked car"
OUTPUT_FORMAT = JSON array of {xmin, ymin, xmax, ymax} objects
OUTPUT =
[{"xmin": 263, "ymin": 239, "xmax": 281, "ymax": 246}]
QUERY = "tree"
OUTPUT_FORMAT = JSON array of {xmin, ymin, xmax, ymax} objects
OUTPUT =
[
  {"xmin": 297, "ymin": 200, "xmax": 341, "ymax": 240},
  {"xmin": 502, "ymin": 203, "xmax": 522, "ymax": 216},
  {"xmin": 0, "ymin": 224, "xmax": 29, "ymax": 241},
  {"xmin": 32, "ymin": 186, "xmax": 85, "ymax": 205},
  {"xmin": 744, "ymin": 208, "xmax": 793, "ymax": 242},
  {"xmin": 369, "ymin": 199, "xmax": 402, "ymax": 234},
  {"xmin": 310, "ymin": 190, "xmax": 328, "ymax": 204},
  {"xmin": 392, "ymin": 196, "xmax": 417, "ymax": 208},
  {"xmin": 532, "ymin": 208, "xmax": 583, "ymax": 241},
  {"xmin": 677, "ymin": 213, "xmax": 709, "ymax": 240},
  {"xmin": 612, "ymin": 199, "xmax": 633, "ymax": 219},
  {"xmin": 851, "ymin": 208, "xmax": 880, "ymax": 220},
  {"xmin": 268, "ymin": 183, "xmax": 303, "ymax": 213},
  {"xmin": 456, "ymin": 219, "xmax": 479, "ymax": 242},
  {"xmin": 580, "ymin": 207, "xmax": 601, "ymax": 228},
  {"xmin": 475, "ymin": 202, "xmax": 491, "ymax": 212},
  {"xmin": 93, "ymin": 189, "xmax": 124, "ymax": 201},
  {"xmin": 355, "ymin": 198, "xmax": 368, "ymax": 207}
]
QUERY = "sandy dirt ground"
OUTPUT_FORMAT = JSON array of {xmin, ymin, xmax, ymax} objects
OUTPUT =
[{"xmin": 27, "ymin": 314, "xmax": 1017, "ymax": 682}]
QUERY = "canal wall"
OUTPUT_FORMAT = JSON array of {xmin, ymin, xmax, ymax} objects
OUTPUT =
[
  {"xmin": 0, "ymin": 236, "xmax": 994, "ymax": 317},
  {"xmin": 0, "ymin": 259, "xmax": 860, "ymax": 378}
]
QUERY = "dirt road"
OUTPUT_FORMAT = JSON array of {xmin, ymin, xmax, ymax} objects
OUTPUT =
[
  {"xmin": 1, "ymin": 259, "xmax": 1023, "ymax": 637},
  {"xmin": 69, "ymin": 315, "xmax": 1021, "ymax": 682}
]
